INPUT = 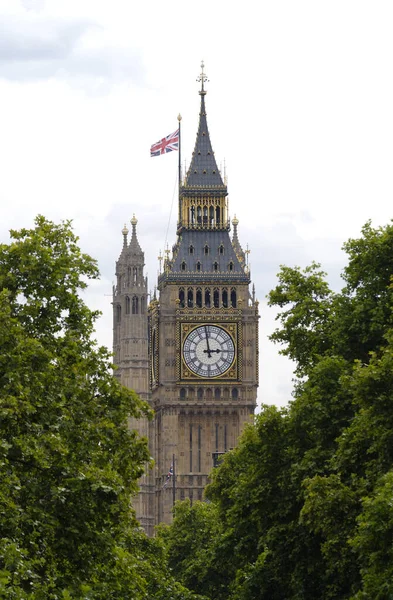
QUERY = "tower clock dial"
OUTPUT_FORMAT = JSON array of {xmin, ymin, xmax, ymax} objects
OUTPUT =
[{"xmin": 183, "ymin": 324, "xmax": 235, "ymax": 378}]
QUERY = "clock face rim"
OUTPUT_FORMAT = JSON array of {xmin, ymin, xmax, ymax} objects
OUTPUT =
[{"xmin": 182, "ymin": 324, "xmax": 236, "ymax": 378}]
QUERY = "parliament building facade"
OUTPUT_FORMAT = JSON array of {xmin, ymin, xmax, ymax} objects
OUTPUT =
[{"xmin": 113, "ymin": 67, "xmax": 259, "ymax": 536}]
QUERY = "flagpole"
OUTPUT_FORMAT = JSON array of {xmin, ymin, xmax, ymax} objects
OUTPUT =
[
  {"xmin": 172, "ymin": 453, "xmax": 176, "ymax": 508},
  {"xmin": 177, "ymin": 114, "xmax": 182, "ymax": 226}
]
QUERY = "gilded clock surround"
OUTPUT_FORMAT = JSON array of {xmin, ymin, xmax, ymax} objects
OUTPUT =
[{"xmin": 180, "ymin": 321, "xmax": 239, "ymax": 380}]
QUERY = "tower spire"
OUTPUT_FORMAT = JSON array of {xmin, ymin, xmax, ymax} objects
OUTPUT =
[{"xmin": 197, "ymin": 60, "xmax": 208, "ymax": 96}]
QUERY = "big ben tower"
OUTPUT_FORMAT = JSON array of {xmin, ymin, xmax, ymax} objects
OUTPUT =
[{"xmin": 149, "ymin": 63, "xmax": 259, "ymax": 525}]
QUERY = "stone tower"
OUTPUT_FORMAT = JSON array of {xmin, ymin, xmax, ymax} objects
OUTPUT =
[
  {"xmin": 149, "ymin": 64, "xmax": 259, "ymax": 525},
  {"xmin": 113, "ymin": 216, "xmax": 155, "ymax": 536}
]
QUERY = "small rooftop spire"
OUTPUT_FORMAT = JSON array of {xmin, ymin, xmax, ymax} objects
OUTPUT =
[
  {"xmin": 196, "ymin": 60, "xmax": 208, "ymax": 96},
  {"xmin": 129, "ymin": 213, "xmax": 142, "ymax": 254},
  {"xmin": 122, "ymin": 223, "xmax": 129, "ymax": 248}
]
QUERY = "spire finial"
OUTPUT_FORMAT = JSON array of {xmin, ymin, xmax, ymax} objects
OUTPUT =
[
  {"xmin": 197, "ymin": 60, "xmax": 208, "ymax": 95},
  {"xmin": 122, "ymin": 223, "xmax": 129, "ymax": 248},
  {"xmin": 130, "ymin": 213, "xmax": 138, "ymax": 236}
]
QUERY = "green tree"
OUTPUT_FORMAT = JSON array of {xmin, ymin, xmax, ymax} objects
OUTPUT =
[
  {"xmin": 161, "ymin": 221, "xmax": 393, "ymax": 599},
  {"xmin": 0, "ymin": 216, "xmax": 204, "ymax": 599}
]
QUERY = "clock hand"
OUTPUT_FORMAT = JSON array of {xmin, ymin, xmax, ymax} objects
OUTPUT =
[{"xmin": 204, "ymin": 325, "xmax": 212, "ymax": 358}]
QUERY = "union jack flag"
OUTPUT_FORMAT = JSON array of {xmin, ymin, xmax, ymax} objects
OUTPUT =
[
  {"xmin": 163, "ymin": 463, "xmax": 173, "ymax": 488},
  {"xmin": 150, "ymin": 129, "xmax": 179, "ymax": 157}
]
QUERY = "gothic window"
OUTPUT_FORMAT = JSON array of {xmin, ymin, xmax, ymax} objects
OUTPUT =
[
  {"xmin": 213, "ymin": 288, "xmax": 219, "ymax": 308},
  {"xmin": 219, "ymin": 244, "xmax": 224, "ymax": 255},
  {"xmin": 189, "ymin": 245, "xmax": 194, "ymax": 254},
  {"xmin": 132, "ymin": 296, "xmax": 138, "ymax": 314},
  {"xmin": 190, "ymin": 205, "xmax": 195, "ymax": 224},
  {"xmin": 127, "ymin": 267, "xmax": 131, "ymax": 286},
  {"xmin": 209, "ymin": 205, "xmax": 214, "ymax": 225},
  {"xmin": 133, "ymin": 267, "xmax": 137, "ymax": 284},
  {"xmin": 181, "ymin": 261, "xmax": 186, "ymax": 271},
  {"xmin": 179, "ymin": 288, "xmax": 185, "ymax": 308},
  {"xmin": 206, "ymin": 388, "xmax": 212, "ymax": 400},
  {"xmin": 196, "ymin": 261, "xmax": 201, "ymax": 272},
  {"xmin": 196, "ymin": 288, "xmax": 202, "ymax": 308},
  {"xmin": 203, "ymin": 206, "xmax": 208, "ymax": 224},
  {"xmin": 204, "ymin": 244, "xmax": 209, "ymax": 255},
  {"xmin": 197, "ymin": 388, "xmax": 203, "ymax": 399},
  {"xmin": 215, "ymin": 388, "xmax": 221, "ymax": 400},
  {"xmin": 180, "ymin": 388, "xmax": 186, "ymax": 400},
  {"xmin": 116, "ymin": 304, "xmax": 121, "ymax": 323},
  {"xmin": 213, "ymin": 262, "xmax": 218, "ymax": 272},
  {"xmin": 141, "ymin": 296, "xmax": 146, "ymax": 314},
  {"xmin": 223, "ymin": 388, "xmax": 230, "ymax": 399},
  {"xmin": 222, "ymin": 288, "xmax": 228, "ymax": 308},
  {"xmin": 125, "ymin": 296, "xmax": 130, "ymax": 314},
  {"xmin": 231, "ymin": 289, "xmax": 237, "ymax": 308},
  {"xmin": 229, "ymin": 261, "xmax": 234, "ymax": 271},
  {"xmin": 232, "ymin": 388, "xmax": 239, "ymax": 399},
  {"xmin": 216, "ymin": 206, "xmax": 220, "ymax": 224},
  {"xmin": 205, "ymin": 288, "xmax": 211, "ymax": 308},
  {"xmin": 188, "ymin": 387, "xmax": 195, "ymax": 398},
  {"xmin": 187, "ymin": 288, "xmax": 194, "ymax": 308},
  {"xmin": 197, "ymin": 206, "xmax": 202, "ymax": 224}
]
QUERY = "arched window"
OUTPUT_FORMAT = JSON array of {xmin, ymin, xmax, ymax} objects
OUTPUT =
[
  {"xmin": 179, "ymin": 288, "xmax": 185, "ymax": 308},
  {"xmin": 219, "ymin": 244, "xmax": 224, "ymax": 255},
  {"xmin": 197, "ymin": 206, "xmax": 202, "ymax": 224},
  {"xmin": 206, "ymin": 388, "xmax": 212, "ymax": 400},
  {"xmin": 215, "ymin": 388, "xmax": 221, "ymax": 400},
  {"xmin": 189, "ymin": 245, "xmax": 194, "ymax": 254},
  {"xmin": 180, "ymin": 388, "xmax": 186, "ymax": 400},
  {"xmin": 187, "ymin": 288, "xmax": 194, "ymax": 308},
  {"xmin": 196, "ymin": 261, "xmax": 201, "ymax": 272},
  {"xmin": 203, "ymin": 206, "xmax": 208, "ymax": 225},
  {"xmin": 204, "ymin": 245, "xmax": 209, "ymax": 255},
  {"xmin": 127, "ymin": 267, "xmax": 131, "ymax": 286},
  {"xmin": 232, "ymin": 388, "xmax": 239, "ymax": 399},
  {"xmin": 197, "ymin": 388, "xmax": 204, "ymax": 399},
  {"xmin": 209, "ymin": 205, "xmax": 214, "ymax": 226},
  {"xmin": 116, "ymin": 305, "xmax": 121, "ymax": 323},
  {"xmin": 205, "ymin": 289, "xmax": 211, "ymax": 308},
  {"xmin": 231, "ymin": 289, "xmax": 237, "ymax": 308},
  {"xmin": 223, "ymin": 388, "xmax": 230, "ymax": 399},
  {"xmin": 196, "ymin": 288, "xmax": 202, "ymax": 308},
  {"xmin": 216, "ymin": 206, "xmax": 220, "ymax": 224},
  {"xmin": 181, "ymin": 261, "xmax": 186, "ymax": 271},
  {"xmin": 132, "ymin": 296, "xmax": 138, "ymax": 314},
  {"xmin": 213, "ymin": 288, "xmax": 220, "ymax": 308},
  {"xmin": 125, "ymin": 296, "xmax": 130, "ymax": 315},
  {"xmin": 213, "ymin": 262, "xmax": 218, "ymax": 272},
  {"xmin": 222, "ymin": 289, "xmax": 228, "ymax": 308},
  {"xmin": 229, "ymin": 261, "xmax": 234, "ymax": 271},
  {"xmin": 133, "ymin": 267, "xmax": 137, "ymax": 284},
  {"xmin": 141, "ymin": 296, "xmax": 146, "ymax": 314}
]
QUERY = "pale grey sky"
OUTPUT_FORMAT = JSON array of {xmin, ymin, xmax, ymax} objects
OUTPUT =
[{"xmin": 1, "ymin": 0, "xmax": 393, "ymax": 407}]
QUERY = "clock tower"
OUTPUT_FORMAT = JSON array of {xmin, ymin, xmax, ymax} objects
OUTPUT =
[{"xmin": 149, "ymin": 64, "xmax": 259, "ymax": 524}]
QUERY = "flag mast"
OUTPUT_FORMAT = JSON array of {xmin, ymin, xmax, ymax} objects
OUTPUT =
[{"xmin": 177, "ymin": 113, "xmax": 182, "ymax": 225}]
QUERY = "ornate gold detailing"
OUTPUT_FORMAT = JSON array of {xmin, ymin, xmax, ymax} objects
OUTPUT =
[
  {"xmin": 178, "ymin": 321, "xmax": 240, "ymax": 381},
  {"xmin": 197, "ymin": 61, "xmax": 208, "ymax": 95}
]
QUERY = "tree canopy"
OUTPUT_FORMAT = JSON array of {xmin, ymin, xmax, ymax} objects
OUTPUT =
[
  {"xmin": 0, "ymin": 216, "xmax": 205, "ymax": 599},
  {"xmin": 161, "ymin": 221, "xmax": 393, "ymax": 599}
]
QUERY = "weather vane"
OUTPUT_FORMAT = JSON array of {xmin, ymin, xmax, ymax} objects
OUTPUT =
[{"xmin": 197, "ymin": 60, "xmax": 209, "ymax": 95}]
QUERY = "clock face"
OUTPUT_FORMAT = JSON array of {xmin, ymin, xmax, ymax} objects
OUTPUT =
[{"xmin": 183, "ymin": 324, "xmax": 235, "ymax": 378}]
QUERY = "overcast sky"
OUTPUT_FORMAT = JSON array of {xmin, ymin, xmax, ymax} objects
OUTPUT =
[{"xmin": 1, "ymin": 0, "xmax": 392, "ymax": 408}]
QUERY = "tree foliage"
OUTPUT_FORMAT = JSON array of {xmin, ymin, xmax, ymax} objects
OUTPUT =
[
  {"xmin": 161, "ymin": 221, "xmax": 393, "ymax": 599},
  {"xmin": 0, "ymin": 216, "xmax": 204, "ymax": 599}
]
